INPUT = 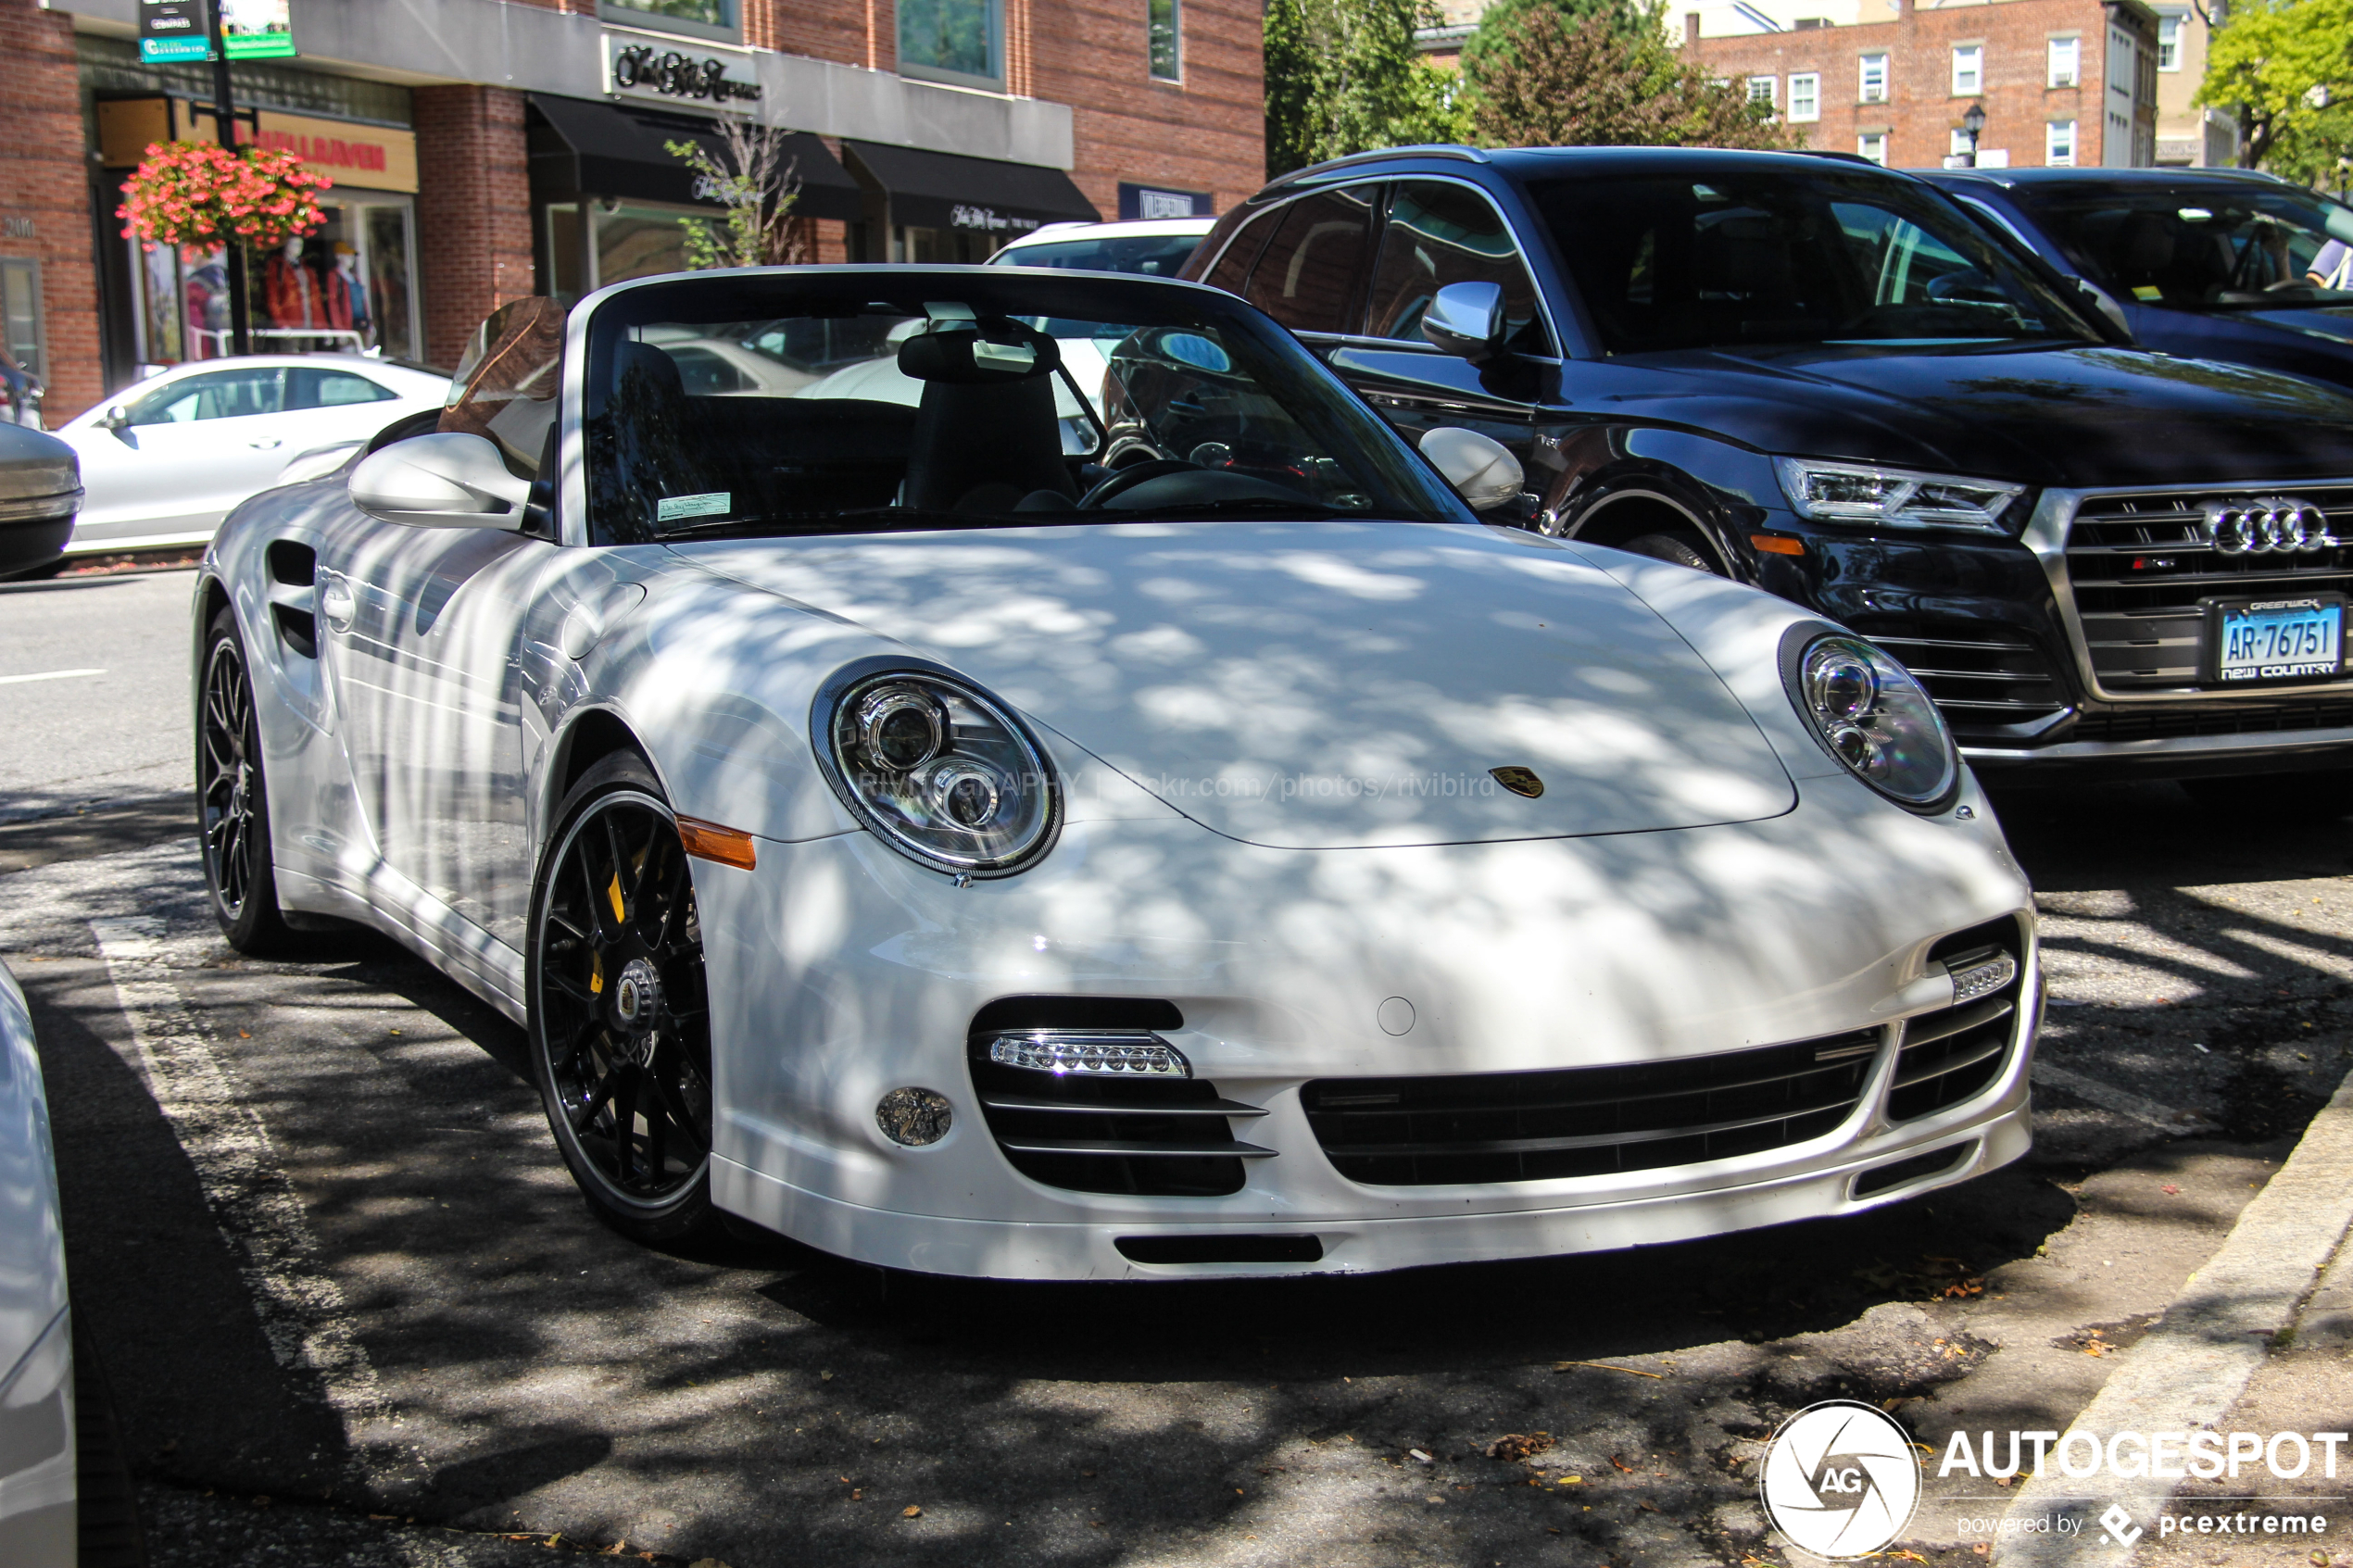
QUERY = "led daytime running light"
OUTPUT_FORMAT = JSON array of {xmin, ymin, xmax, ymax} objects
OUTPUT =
[
  {"xmin": 1947, "ymin": 951, "xmax": 2018, "ymax": 1003},
  {"xmin": 987, "ymin": 1030, "xmax": 1191, "ymax": 1078},
  {"xmin": 1774, "ymin": 458, "xmax": 2023, "ymax": 535}
]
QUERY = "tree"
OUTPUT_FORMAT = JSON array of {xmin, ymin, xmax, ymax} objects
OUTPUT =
[
  {"xmin": 1465, "ymin": 3, "xmax": 1796, "ymax": 149},
  {"xmin": 664, "ymin": 117, "xmax": 807, "ymax": 269},
  {"xmin": 1265, "ymin": 0, "xmax": 1470, "ymax": 177},
  {"xmin": 2197, "ymin": 0, "xmax": 2353, "ymax": 182},
  {"xmin": 1457, "ymin": 0, "xmax": 1643, "ymax": 81}
]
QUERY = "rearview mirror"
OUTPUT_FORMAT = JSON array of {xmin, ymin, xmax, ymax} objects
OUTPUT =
[
  {"xmin": 348, "ymin": 431, "xmax": 533, "ymax": 529},
  {"xmin": 1421, "ymin": 426, "xmax": 1524, "ymax": 512},
  {"xmin": 1421, "ymin": 282, "xmax": 1508, "ymax": 364}
]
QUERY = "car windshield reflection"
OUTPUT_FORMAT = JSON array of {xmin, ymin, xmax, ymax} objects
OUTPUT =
[{"xmin": 2004, "ymin": 184, "xmax": 2353, "ymax": 310}]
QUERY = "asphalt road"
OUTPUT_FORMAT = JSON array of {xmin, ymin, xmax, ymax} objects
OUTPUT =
[
  {"xmin": 0, "ymin": 568, "xmax": 195, "ymax": 822},
  {"xmin": 5, "ymin": 567, "xmax": 2352, "ymax": 1567}
]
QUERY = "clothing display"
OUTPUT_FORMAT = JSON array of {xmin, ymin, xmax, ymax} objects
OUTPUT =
[{"xmin": 263, "ymin": 245, "xmax": 323, "ymax": 331}]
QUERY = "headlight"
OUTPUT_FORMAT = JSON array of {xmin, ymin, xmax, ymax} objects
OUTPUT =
[
  {"xmin": 817, "ymin": 667, "xmax": 1060, "ymax": 875},
  {"xmin": 1784, "ymin": 632, "xmax": 1960, "ymax": 809},
  {"xmin": 1773, "ymin": 458, "xmax": 2023, "ymax": 534}
]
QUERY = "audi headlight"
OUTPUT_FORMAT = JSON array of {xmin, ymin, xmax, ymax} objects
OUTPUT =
[
  {"xmin": 816, "ymin": 666, "xmax": 1060, "ymax": 875},
  {"xmin": 1774, "ymin": 458, "xmax": 2023, "ymax": 535},
  {"xmin": 1783, "ymin": 632, "xmax": 1960, "ymax": 810}
]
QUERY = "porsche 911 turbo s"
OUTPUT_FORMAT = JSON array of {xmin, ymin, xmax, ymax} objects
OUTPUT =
[{"xmin": 192, "ymin": 267, "xmax": 2038, "ymax": 1280}]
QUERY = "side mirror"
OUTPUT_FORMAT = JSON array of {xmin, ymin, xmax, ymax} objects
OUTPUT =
[
  {"xmin": 99, "ymin": 406, "xmax": 131, "ymax": 433},
  {"xmin": 1421, "ymin": 425, "xmax": 1525, "ymax": 512},
  {"xmin": 2068, "ymin": 275, "xmax": 2133, "ymax": 339},
  {"xmin": 348, "ymin": 431, "xmax": 533, "ymax": 529},
  {"xmin": 1421, "ymin": 282, "xmax": 1509, "ymax": 364}
]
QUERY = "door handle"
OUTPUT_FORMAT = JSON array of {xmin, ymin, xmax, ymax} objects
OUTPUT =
[
  {"xmin": 319, "ymin": 575, "xmax": 356, "ymax": 633},
  {"xmin": 249, "ymin": 437, "xmax": 283, "ymax": 449}
]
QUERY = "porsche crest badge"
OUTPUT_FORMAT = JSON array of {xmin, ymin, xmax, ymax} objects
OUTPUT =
[{"xmin": 1491, "ymin": 766, "xmax": 1544, "ymax": 798}]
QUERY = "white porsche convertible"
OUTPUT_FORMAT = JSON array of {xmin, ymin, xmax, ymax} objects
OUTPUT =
[{"xmin": 194, "ymin": 268, "xmax": 2038, "ymax": 1279}]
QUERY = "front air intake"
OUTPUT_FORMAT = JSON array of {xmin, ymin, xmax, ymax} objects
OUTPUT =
[
  {"xmin": 1888, "ymin": 918, "xmax": 2029, "ymax": 1122},
  {"xmin": 966, "ymin": 997, "xmax": 1267, "ymax": 1197}
]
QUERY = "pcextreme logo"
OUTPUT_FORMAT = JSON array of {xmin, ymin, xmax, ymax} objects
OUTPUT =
[{"xmin": 1760, "ymin": 1400, "xmax": 1923, "ymax": 1560}]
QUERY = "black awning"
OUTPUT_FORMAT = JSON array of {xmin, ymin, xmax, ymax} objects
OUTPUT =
[
  {"xmin": 842, "ymin": 140, "xmax": 1098, "ymax": 237},
  {"xmin": 527, "ymin": 94, "xmax": 864, "ymax": 222}
]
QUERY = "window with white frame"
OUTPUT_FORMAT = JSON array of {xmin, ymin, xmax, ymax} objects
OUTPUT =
[
  {"xmin": 1858, "ymin": 131, "xmax": 1888, "ymax": 164},
  {"xmin": 1789, "ymin": 72, "xmax": 1820, "ymax": 120},
  {"xmin": 1860, "ymin": 53, "xmax": 1889, "ymax": 102},
  {"xmin": 1952, "ymin": 44, "xmax": 1982, "ymax": 95},
  {"xmin": 1747, "ymin": 75, "xmax": 1777, "ymax": 107},
  {"xmin": 2158, "ymin": 13, "xmax": 2183, "ymax": 69},
  {"xmin": 2048, "ymin": 36, "xmax": 2080, "ymax": 86},
  {"xmin": 2046, "ymin": 119, "xmax": 2077, "ymax": 165},
  {"xmin": 1148, "ymin": 0, "xmax": 1180, "ymax": 79}
]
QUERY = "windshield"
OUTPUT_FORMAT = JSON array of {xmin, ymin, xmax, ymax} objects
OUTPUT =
[
  {"xmin": 582, "ymin": 270, "xmax": 1472, "ymax": 544},
  {"xmin": 988, "ymin": 232, "xmax": 1206, "ymax": 277},
  {"xmin": 1527, "ymin": 169, "xmax": 2104, "ymax": 355},
  {"xmin": 2002, "ymin": 182, "xmax": 2353, "ymax": 309}
]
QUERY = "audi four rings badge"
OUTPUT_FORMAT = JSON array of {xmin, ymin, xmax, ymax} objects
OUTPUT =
[{"xmin": 2200, "ymin": 496, "xmax": 2337, "ymax": 555}]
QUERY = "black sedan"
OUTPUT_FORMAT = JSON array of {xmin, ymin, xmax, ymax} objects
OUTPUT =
[{"xmin": 1185, "ymin": 145, "xmax": 2353, "ymax": 797}]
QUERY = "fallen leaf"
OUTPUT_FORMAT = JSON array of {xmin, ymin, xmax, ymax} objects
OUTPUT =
[
  {"xmin": 1610, "ymin": 1453, "xmax": 1637, "ymax": 1474},
  {"xmin": 1409, "ymin": 1449, "xmax": 1434, "ymax": 1465},
  {"xmin": 1487, "ymin": 1433, "xmax": 1555, "ymax": 1461},
  {"xmin": 901, "ymin": 1505, "xmax": 921, "ymax": 1518},
  {"xmin": 820, "ymin": 1371, "xmax": 835, "ymax": 1382},
  {"xmin": 849, "ymin": 1489, "xmax": 862, "ymax": 1501},
  {"xmin": 2162, "ymin": 1184, "xmax": 2182, "ymax": 1196}
]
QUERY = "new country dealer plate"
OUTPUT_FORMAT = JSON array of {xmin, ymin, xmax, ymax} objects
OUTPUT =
[{"xmin": 2209, "ymin": 595, "xmax": 2346, "ymax": 684}]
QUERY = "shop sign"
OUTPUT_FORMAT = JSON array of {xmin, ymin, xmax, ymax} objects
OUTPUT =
[
  {"xmin": 102, "ymin": 98, "xmax": 420, "ymax": 194},
  {"xmin": 1118, "ymin": 182, "xmax": 1213, "ymax": 220},
  {"xmin": 949, "ymin": 206, "xmax": 1048, "ymax": 234},
  {"xmin": 602, "ymin": 29, "xmax": 763, "ymax": 106},
  {"xmin": 138, "ymin": 0, "xmax": 211, "ymax": 63}
]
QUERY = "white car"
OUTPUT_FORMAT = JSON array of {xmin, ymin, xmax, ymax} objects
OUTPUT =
[
  {"xmin": 193, "ymin": 267, "xmax": 2038, "ymax": 1280},
  {"xmin": 57, "ymin": 355, "xmax": 447, "ymax": 556},
  {"xmin": 0, "ymin": 961, "xmax": 73, "ymax": 1564},
  {"xmin": 988, "ymin": 216, "xmax": 1216, "ymax": 277}
]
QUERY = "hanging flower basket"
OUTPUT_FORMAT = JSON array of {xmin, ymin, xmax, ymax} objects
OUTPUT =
[{"xmin": 117, "ymin": 140, "xmax": 333, "ymax": 260}]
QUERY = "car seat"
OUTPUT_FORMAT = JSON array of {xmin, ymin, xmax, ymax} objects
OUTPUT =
[{"xmin": 900, "ymin": 368, "xmax": 1078, "ymax": 513}]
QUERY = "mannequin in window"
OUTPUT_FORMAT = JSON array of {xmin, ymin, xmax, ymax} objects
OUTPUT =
[
  {"xmin": 325, "ymin": 241, "xmax": 371, "ymax": 344},
  {"xmin": 264, "ymin": 235, "xmax": 322, "ymax": 332}
]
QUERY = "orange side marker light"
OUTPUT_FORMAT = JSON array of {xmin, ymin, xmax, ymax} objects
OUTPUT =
[
  {"xmin": 676, "ymin": 816, "xmax": 759, "ymax": 871},
  {"xmin": 1750, "ymin": 533, "xmax": 1806, "ymax": 557}
]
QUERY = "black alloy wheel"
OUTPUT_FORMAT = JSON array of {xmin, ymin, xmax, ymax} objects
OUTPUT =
[
  {"xmin": 527, "ymin": 752, "xmax": 716, "ymax": 1242},
  {"xmin": 197, "ymin": 608, "xmax": 291, "ymax": 951}
]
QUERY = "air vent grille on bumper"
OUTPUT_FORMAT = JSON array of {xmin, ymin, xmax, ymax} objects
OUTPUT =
[
  {"xmin": 1853, "ymin": 619, "xmax": 2070, "ymax": 734},
  {"xmin": 1889, "ymin": 918, "xmax": 2029, "ymax": 1122},
  {"xmin": 1299, "ymin": 1032, "xmax": 1880, "ymax": 1187},
  {"xmin": 968, "ymin": 1001, "xmax": 1265, "ymax": 1197},
  {"xmin": 2064, "ymin": 488, "xmax": 2353, "ymax": 690}
]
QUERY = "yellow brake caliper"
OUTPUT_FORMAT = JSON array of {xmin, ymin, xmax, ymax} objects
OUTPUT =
[{"xmin": 589, "ymin": 871, "xmax": 624, "ymax": 993}]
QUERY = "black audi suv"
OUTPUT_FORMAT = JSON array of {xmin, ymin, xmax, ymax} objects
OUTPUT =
[{"xmin": 1183, "ymin": 144, "xmax": 2353, "ymax": 794}]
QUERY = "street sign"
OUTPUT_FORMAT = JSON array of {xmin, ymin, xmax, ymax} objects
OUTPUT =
[
  {"xmin": 222, "ymin": 0, "xmax": 296, "ymax": 59},
  {"xmin": 137, "ymin": 0, "xmax": 211, "ymax": 63}
]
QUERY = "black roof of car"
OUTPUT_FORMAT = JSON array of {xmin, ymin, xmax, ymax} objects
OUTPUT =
[
  {"xmin": 1250, "ymin": 143, "xmax": 1929, "ymax": 203},
  {"xmin": 1919, "ymin": 166, "xmax": 2304, "ymax": 193}
]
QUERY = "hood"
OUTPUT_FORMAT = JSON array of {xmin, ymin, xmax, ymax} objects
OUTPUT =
[
  {"xmin": 1591, "ymin": 342, "xmax": 2353, "ymax": 488},
  {"xmin": 673, "ymin": 521, "xmax": 1796, "ymax": 849},
  {"xmin": 2230, "ymin": 305, "xmax": 2353, "ymax": 348}
]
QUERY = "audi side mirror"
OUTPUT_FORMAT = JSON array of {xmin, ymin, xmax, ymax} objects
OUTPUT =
[
  {"xmin": 1421, "ymin": 425, "xmax": 1525, "ymax": 512},
  {"xmin": 348, "ymin": 432, "xmax": 533, "ymax": 530},
  {"xmin": 2069, "ymin": 276, "xmax": 2133, "ymax": 339},
  {"xmin": 1421, "ymin": 282, "xmax": 1509, "ymax": 364}
]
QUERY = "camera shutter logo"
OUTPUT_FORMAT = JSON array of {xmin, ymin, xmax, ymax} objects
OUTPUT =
[{"xmin": 1758, "ymin": 1400, "xmax": 1921, "ymax": 1559}]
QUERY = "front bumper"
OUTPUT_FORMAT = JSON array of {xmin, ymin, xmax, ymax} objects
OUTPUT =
[{"xmin": 696, "ymin": 771, "xmax": 2039, "ymax": 1279}]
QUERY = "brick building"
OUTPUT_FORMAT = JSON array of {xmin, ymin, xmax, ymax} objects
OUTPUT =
[
  {"xmin": 1680, "ymin": 0, "xmax": 2158, "ymax": 173},
  {"xmin": 1, "ymin": 0, "xmax": 1265, "ymax": 422}
]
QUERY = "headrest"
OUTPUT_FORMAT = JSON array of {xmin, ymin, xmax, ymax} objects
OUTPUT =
[
  {"xmin": 898, "ymin": 318, "xmax": 1062, "ymax": 384},
  {"xmin": 617, "ymin": 341, "xmax": 685, "ymax": 398}
]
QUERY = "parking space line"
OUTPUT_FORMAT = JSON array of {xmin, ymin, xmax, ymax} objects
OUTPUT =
[
  {"xmin": 0, "ymin": 668, "xmax": 105, "ymax": 685},
  {"xmin": 89, "ymin": 915, "xmax": 394, "ymax": 1447}
]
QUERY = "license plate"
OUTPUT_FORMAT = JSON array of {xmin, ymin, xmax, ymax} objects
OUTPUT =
[{"xmin": 2209, "ymin": 596, "xmax": 2345, "ymax": 684}]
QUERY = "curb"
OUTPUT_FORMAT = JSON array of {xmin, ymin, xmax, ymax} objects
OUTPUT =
[{"xmin": 1989, "ymin": 1066, "xmax": 2353, "ymax": 1563}]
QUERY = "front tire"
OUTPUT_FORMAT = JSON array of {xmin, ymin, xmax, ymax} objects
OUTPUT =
[
  {"xmin": 1622, "ymin": 531, "xmax": 1720, "ymax": 573},
  {"xmin": 526, "ymin": 753, "xmax": 717, "ymax": 1244},
  {"xmin": 197, "ymin": 608, "xmax": 293, "ymax": 953}
]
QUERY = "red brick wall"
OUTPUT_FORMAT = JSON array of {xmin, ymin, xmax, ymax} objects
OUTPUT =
[
  {"xmin": 749, "ymin": 0, "xmax": 883, "ymax": 69},
  {"xmin": 1035, "ymin": 0, "xmax": 1266, "ymax": 218},
  {"xmin": 0, "ymin": 0, "xmax": 105, "ymax": 422},
  {"xmin": 413, "ymin": 85, "xmax": 535, "ymax": 371},
  {"xmin": 1684, "ymin": 0, "xmax": 2152, "ymax": 171}
]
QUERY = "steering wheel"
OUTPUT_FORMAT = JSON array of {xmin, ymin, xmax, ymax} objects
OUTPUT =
[{"xmin": 1077, "ymin": 458, "xmax": 1198, "ymax": 509}]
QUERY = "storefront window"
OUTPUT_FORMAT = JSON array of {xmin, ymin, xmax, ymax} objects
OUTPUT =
[
  {"xmin": 363, "ymin": 206, "xmax": 419, "ymax": 361},
  {"xmin": 596, "ymin": 203, "xmax": 698, "ymax": 288},
  {"xmin": 0, "ymin": 260, "xmax": 43, "ymax": 383},
  {"xmin": 600, "ymin": 0, "xmax": 736, "ymax": 35},
  {"xmin": 126, "ymin": 199, "xmax": 420, "ymax": 368},
  {"xmin": 899, "ymin": 0, "xmax": 1002, "ymax": 84},
  {"xmin": 893, "ymin": 226, "xmax": 996, "ymax": 264}
]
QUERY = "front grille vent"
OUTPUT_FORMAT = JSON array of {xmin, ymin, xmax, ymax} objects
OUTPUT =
[
  {"xmin": 2064, "ymin": 489, "xmax": 2353, "ymax": 690},
  {"xmin": 966, "ymin": 997, "xmax": 1263, "ymax": 1197},
  {"xmin": 1299, "ymin": 1031, "xmax": 1881, "ymax": 1187},
  {"xmin": 2071, "ymin": 697, "xmax": 2353, "ymax": 743},
  {"xmin": 1852, "ymin": 618, "xmax": 2070, "ymax": 736},
  {"xmin": 1889, "ymin": 918, "xmax": 2027, "ymax": 1122}
]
